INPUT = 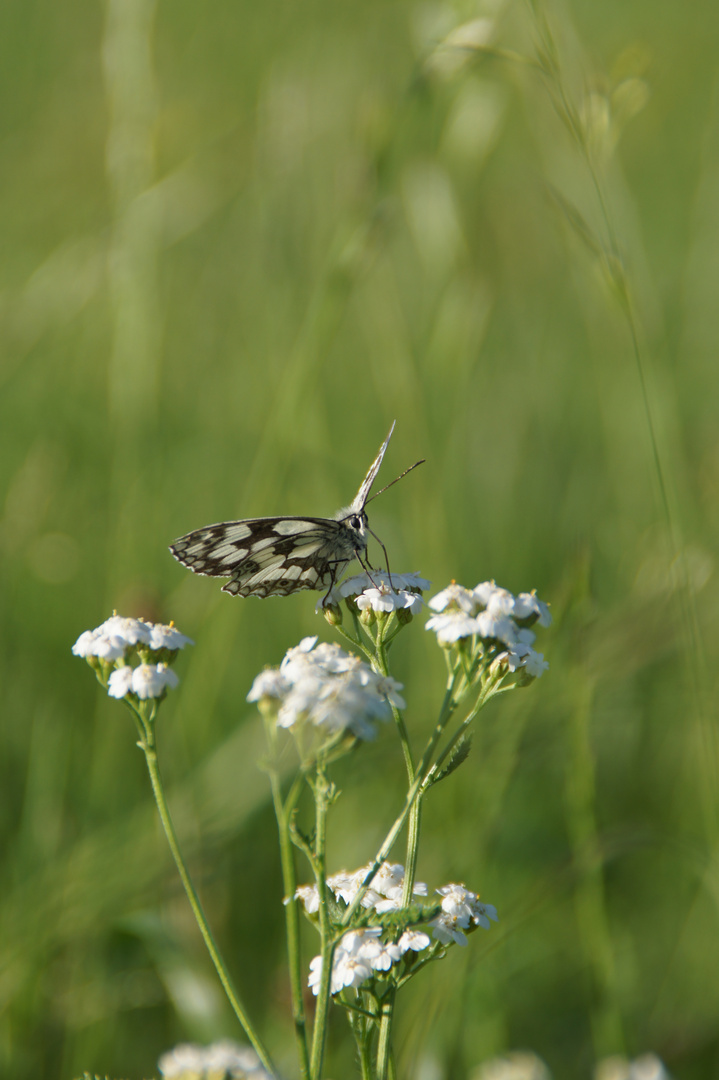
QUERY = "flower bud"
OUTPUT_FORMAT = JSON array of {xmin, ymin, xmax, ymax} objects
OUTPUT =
[
  {"xmin": 322, "ymin": 602, "xmax": 343, "ymax": 627},
  {"xmin": 358, "ymin": 605, "xmax": 377, "ymax": 627},
  {"xmin": 489, "ymin": 652, "xmax": 509, "ymax": 676}
]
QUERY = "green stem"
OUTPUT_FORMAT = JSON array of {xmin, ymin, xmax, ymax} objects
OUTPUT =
[
  {"xmin": 389, "ymin": 659, "xmax": 494, "ymax": 1065},
  {"xmin": 565, "ymin": 676, "xmax": 624, "ymax": 1057},
  {"xmin": 342, "ymin": 665, "xmax": 464, "ymax": 926},
  {"xmin": 310, "ymin": 765, "xmax": 334, "ymax": 1080},
  {"xmin": 270, "ymin": 770, "xmax": 311, "ymax": 1080},
  {"xmin": 139, "ymin": 728, "xmax": 277, "ymax": 1078},
  {"xmin": 425, "ymin": 668, "xmax": 503, "ymax": 784},
  {"xmin": 376, "ymin": 637, "xmax": 415, "ymax": 787},
  {"xmin": 375, "ymin": 988, "xmax": 396, "ymax": 1080},
  {"xmin": 374, "ymin": 631, "xmax": 418, "ymax": 1057},
  {"xmin": 333, "ymin": 620, "xmax": 365, "ymax": 653},
  {"xmin": 349, "ymin": 1003, "xmax": 373, "ymax": 1080},
  {"xmin": 402, "ymin": 798, "xmax": 422, "ymax": 905}
]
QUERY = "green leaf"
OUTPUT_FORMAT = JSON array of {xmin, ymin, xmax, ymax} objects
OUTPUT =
[{"xmin": 433, "ymin": 734, "xmax": 473, "ymax": 784}]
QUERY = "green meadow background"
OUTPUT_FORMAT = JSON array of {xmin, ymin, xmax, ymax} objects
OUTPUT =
[{"xmin": 2, "ymin": 1, "xmax": 719, "ymax": 1077}]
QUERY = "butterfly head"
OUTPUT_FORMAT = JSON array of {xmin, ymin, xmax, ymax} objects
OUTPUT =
[{"xmin": 334, "ymin": 505, "xmax": 369, "ymax": 535}]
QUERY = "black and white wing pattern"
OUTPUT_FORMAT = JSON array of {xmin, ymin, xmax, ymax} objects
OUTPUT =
[{"xmin": 169, "ymin": 423, "xmax": 395, "ymax": 598}]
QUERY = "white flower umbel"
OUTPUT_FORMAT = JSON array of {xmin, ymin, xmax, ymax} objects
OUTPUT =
[
  {"xmin": 248, "ymin": 637, "xmax": 406, "ymax": 742},
  {"xmin": 308, "ymin": 928, "xmax": 405, "ymax": 996},
  {"xmin": 426, "ymin": 579, "xmax": 550, "ymax": 678},
  {"xmin": 74, "ymin": 614, "xmax": 191, "ymax": 703},
  {"xmin": 309, "ymin": 930, "xmax": 375, "ymax": 995},
  {"xmin": 474, "ymin": 1050, "xmax": 551, "ymax": 1080},
  {"xmin": 72, "ymin": 614, "xmax": 193, "ymax": 664},
  {"xmin": 594, "ymin": 1053, "xmax": 670, "ymax": 1080},
  {"xmin": 108, "ymin": 662, "xmax": 180, "ymax": 700},
  {"xmin": 318, "ymin": 571, "xmax": 431, "ymax": 626},
  {"xmin": 72, "ymin": 614, "xmax": 150, "ymax": 662},
  {"xmin": 72, "ymin": 627, "xmax": 130, "ymax": 662},
  {"xmin": 355, "ymin": 584, "xmax": 424, "ymax": 615},
  {"xmin": 323, "ymin": 571, "xmax": 431, "ymax": 605},
  {"xmin": 302, "ymin": 861, "xmax": 442, "ymax": 998},
  {"xmin": 158, "ymin": 1038, "xmax": 272, "ymax": 1078},
  {"xmin": 295, "ymin": 860, "xmax": 427, "ymax": 916},
  {"xmin": 429, "ymin": 883, "xmax": 498, "ymax": 946}
]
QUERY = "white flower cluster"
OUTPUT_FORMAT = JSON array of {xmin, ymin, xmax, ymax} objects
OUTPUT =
[
  {"xmin": 72, "ymin": 614, "xmax": 193, "ymax": 701},
  {"xmin": 297, "ymin": 862, "xmax": 497, "ymax": 994},
  {"xmin": 107, "ymin": 662, "xmax": 179, "ymax": 700},
  {"xmin": 429, "ymin": 882, "xmax": 498, "ymax": 946},
  {"xmin": 473, "ymin": 1050, "xmax": 551, "ymax": 1080},
  {"xmin": 308, "ymin": 925, "xmax": 431, "ymax": 996},
  {"xmin": 320, "ymin": 571, "xmax": 431, "ymax": 614},
  {"xmin": 295, "ymin": 860, "xmax": 428, "ymax": 916},
  {"xmin": 72, "ymin": 614, "xmax": 194, "ymax": 661},
  {"xmin": 158, "ymin": 1039, "xmax": 271, "ymax": 1079},
  {"xmin": 595, "ymin": 1053, "xmax": 670, "ymax": 1080},
  {"xmin": 426, "ymin": 581, "xmax": 550, "ymax": 676},
  {"xmin": 473, "ymin": 1050, "xmax": 670, "ymax": 1080},
  {"xmin": 247, "ymin": 637, "xmax": 406, "ymax": 740}
]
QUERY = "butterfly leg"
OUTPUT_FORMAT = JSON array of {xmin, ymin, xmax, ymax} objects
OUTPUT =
[
  {"xmin": 353, "ymin": 549, "xmax": 380, "ymax": 589},
  {"xmin": 320, "ymin": 558, "xmax": 351, "ymax": 604}
]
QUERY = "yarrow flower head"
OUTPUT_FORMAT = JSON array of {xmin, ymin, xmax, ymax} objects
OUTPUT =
[
  {"xmin": 426, "ymin": 580, "xmax": 550, "ymax": 679},
  {"xmin": 298, "ymin": 862, "xmax": 433, "ymax": 996},
  {"xmin": 307, "ymin": 922, "xmax": 434, "ymax": 996},
  {"xmin": 158, "ymin": 1039, "xmax": 272, "ymax": 1079},
  {"xmin": 319, "ymin": 570, "xmax": 431, "ymax": 625},
  {"xmin": 72, "ymin": 614, "xmax": 193, "ymax": 664},
  {"xmin": 294, "ymin": 860, "xmax": 428, "ymax": 917},
  {"xmin": 72, "ymin": 613, "xmax": 192, "ymax": 702},
  {"xmin": 300, "ymin": 864, "xmax": 496, "ymax": 994},
  {"xmin": 247, "ymin": 637, "xmax": 406, "ymax": 745},
  {"xmin": 474, "ymin": 1050, "xmax": 551, "ymax": 1080},
  {"xmin": 72, "ymin": 616, "xmax": 149, "ymax": 662},
  {"xmin": 308, "ymin": 929, "xmax": 381, "ymax": 995},
  {"xmin": 108, "ymin": 662, "xmax": 179, "ymax": 700},
  {"xmin": 594, "ymin": 1053, "xmax": 670, "ymax": 1080}
]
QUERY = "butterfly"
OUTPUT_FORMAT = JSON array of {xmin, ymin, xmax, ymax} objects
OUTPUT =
[{"xmin": 170, "ymin": 422, "xmax": 422, "ymax": 599}]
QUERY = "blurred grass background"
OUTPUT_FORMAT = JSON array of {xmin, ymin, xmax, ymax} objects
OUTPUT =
[{"xmin": 2, "ymin": 0, "xmax": 719, "ymax": 1077}]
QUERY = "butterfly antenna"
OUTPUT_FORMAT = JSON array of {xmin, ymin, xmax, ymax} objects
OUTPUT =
[
  {"xmin": 364, "ymin": 459, "xmax": 425, "ymax": 506},
  {"xmin": 365, "ymin": 525, "xmax": 394, "ymax": 591}
]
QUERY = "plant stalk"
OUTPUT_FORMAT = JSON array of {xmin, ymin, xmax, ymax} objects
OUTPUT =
[{"xmin": 139, "ymin": 723, "xmax": 277, "ymax": 1078}]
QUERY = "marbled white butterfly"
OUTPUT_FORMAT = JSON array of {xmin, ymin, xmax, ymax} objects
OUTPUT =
[{"xmin": 170, "ymin": 422, "xmax": 421, "ymax": 599}]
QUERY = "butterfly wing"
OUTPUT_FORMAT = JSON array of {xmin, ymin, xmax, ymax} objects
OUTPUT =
[
  {"xmin": 169, "ymin": 517, "xmax": 355, "ymax": 598},
  {"xmin": 348, "ymin": 421, "xmax": 395, "ymax": 514}
]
